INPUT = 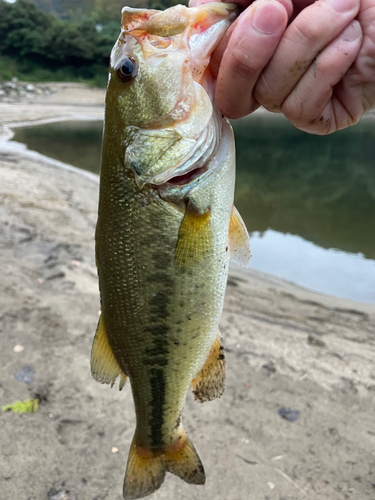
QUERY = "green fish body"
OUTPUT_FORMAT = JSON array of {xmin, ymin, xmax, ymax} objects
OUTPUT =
[{"xmin": 91, "ymin": 4, "xmax": 251, "ymax": 499}]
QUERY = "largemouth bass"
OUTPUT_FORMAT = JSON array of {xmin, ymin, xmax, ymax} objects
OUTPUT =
[{"xmin": 91, "ymin": 3, "xmax": 251, "ymax": 499}]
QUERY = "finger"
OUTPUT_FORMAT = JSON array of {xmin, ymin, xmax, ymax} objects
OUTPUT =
[
  {"xmin": 281, "ymin": 20, "xmax": 363, "ymax": 134},
  {"xmin": 334, "ymin": 0, "xmax": 375, "ymax": 121},
  {"xmin": 189, "ymin": 0, "xmax": 292, "ymax": 21},
  {"xmin": 215, "ymin": 0, "xmax": 290, "ymax": 119},
  {"xmin": 289, "ymin": 0, "xmax": 315, "ymax": 20},
  {"xmin": 189, "ymin": 0, "xmax": 252, "ymax": 8},
  {"xmin": 211, "ymin": 0, "xmax": 293, "ymax": 78},
  {"xmin": 254, "ymin": 0, "xmax": 360, "ymax": 111}
]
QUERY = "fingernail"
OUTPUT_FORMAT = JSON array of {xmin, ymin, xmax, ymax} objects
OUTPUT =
[
  {"xmin": 328, "ymin": 0, "xmax": 358, "ymax": 13},
  {"xmin": 339, "ymin": 20, "xmax": 361, "ymax": 42},
  {"xmin": 252, "ymin": 1, "xmax": 285, "ymax": 35}
]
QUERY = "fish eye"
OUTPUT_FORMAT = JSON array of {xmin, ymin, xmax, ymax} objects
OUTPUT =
[{"xmin": 116, "ymin": 57, "xmax": 137, "ymax": 83}]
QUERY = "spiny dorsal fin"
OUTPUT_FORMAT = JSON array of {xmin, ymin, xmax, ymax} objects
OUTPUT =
[
  {"xmin": 175, "ymin": 208, "xmax": 212, "ymax": 268},
  {"xmin": 191, "ymin": 332, "xmax": 226, "ymax": 403},
  {"xmin": 229, "ymin": 206, "xmax": 251, "ymax": 268},
  {"xmin": 123, "ymin": 429, "xmax": 205, "ymax": 499},
  {"xmin": 91, "ymin": 314, "xmax": 127, "ymax": 391}
]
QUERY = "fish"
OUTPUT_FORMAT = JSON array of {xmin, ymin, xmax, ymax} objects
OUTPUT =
[{"xmin": 90, "ymin": 3, "xmax": 251, "ymax": 499}]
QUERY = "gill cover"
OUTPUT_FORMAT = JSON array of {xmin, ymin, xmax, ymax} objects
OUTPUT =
[{"xmin": 108, "ymin": 4, "xmax": 237, "ymax": 188}]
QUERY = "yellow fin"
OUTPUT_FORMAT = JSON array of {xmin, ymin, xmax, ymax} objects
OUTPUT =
[
  {"xmin": 123, "ymin": 430, "xmax": 205, "ymax": 499},
  {"xmin": 229, "ymin": 206, "xmax": 252, "ymax": 268},
  {"xmin": 90, "ymin": 314, "xmax": 127, "ymax": 391},
  {"xmin": 191, "ymin": 332, "xmax": 226, "ymax": 403},
  {"xmin": 175, "ymin": 209, "xmax": 212, "ymax": 268},
  {"xmin": 165, "ymin": 430, "xmax": 205, "ymax": 485}
]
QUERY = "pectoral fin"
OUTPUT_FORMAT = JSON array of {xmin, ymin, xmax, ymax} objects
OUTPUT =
[
  {"xmin": 191, "ymin": 332, "xmax": 226, "ymax": 403},
  {"xmin": 229, "ymin": 206, "xmax": 251, "ymax": 268},
  {"xmin": 91, "ymin": 314, "xmax": 127, "ymax": 391},
  {"xmin": 175, "ymin": 207, "xmax": 212, "ymax": 268}
]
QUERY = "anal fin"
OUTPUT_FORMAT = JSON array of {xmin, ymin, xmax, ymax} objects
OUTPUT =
[
  {"xmin": 191, "ymin": 332, "xmax": 226, "ymax": 403},
  {"xmin": 229, "ymin": 205, "xmax": 252, "ymax": 267},
  {"xmin": 90, "ymin": 314, "xmax": 127, "ymax": 391}
]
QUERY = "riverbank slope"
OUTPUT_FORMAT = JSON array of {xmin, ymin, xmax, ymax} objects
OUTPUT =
[{"xmin": 1, "ymin": 83, "xmax": 375, "ymax": 500}]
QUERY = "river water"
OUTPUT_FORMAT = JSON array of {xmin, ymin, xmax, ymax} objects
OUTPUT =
[{"xmin": 12, "ymin": 115, "xmax": 375, "ymax": 302}]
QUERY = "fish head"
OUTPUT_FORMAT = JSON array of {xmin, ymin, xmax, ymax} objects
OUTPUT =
[{"xmin": 105, "ymin": 3, "xmax": 237, "ymax": 198}]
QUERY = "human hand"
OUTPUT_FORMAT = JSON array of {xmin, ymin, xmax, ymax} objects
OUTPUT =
[{"xmin": 190, "ymin": 0, "xmax": 375, "ymax": 135}]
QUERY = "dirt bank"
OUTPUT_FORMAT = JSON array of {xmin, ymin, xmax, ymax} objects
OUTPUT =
[{"xmin": 1, "ymin": 83, "xmax": 375, "ymax": 500}]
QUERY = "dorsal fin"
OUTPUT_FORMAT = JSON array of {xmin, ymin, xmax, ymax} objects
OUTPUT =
[{"xmin": 229, "ymin": 206, "xmax": 251, "ymax": 268}]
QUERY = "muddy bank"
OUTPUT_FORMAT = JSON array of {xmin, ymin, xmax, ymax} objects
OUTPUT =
[{"xmin": 1, "ymin": 84, "xmax": 375, "ymax": 500}]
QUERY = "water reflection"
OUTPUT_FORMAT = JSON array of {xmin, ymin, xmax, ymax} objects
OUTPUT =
[
  {"xmin": 250, "ymin": 230, "xmax": 375, "ymax": 303},
  {"xmin": 13, "ymin": 120, "xmax": 103, "ymax": 174},
  {"xmin": 232, "ymin": 115, "xmax": 375, "ymax": 261},
  {"xmin": 12, "ymin": 115, "xmax": 375, "ymax": 301}
]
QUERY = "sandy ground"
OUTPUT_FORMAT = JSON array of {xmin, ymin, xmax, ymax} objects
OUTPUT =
[{"xmin": 1, "ymin": 84, "xmax": 375, "ymax": 500}]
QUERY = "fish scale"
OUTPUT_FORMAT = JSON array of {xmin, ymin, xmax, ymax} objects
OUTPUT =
[{"xmin": 97, "ymin": 159, "xmax": 229, "ymax": 447}]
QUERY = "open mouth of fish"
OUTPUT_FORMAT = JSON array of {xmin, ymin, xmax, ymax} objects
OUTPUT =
[
  {"xmin": 153, "ymin": 113, "xmax": 223, "ymax": 190},
  {"xmin": 164, "ymin": 164, "xmax": 209, "ymax": 186}
]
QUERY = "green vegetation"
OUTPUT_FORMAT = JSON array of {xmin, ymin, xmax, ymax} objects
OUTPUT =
[
  {"xmin": 0, "ymin": 0, "xmax": 184, "ymax": 86},
  {"xmin": 2, "ymin": 399, "xmax": 39, "ymax": 414}
]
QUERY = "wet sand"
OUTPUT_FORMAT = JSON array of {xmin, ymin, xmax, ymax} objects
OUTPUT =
[{"xmin": 1, "ymin": 84, "xmax": 375, "ymax": 500}]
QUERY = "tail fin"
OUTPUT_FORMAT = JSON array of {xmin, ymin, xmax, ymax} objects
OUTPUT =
[{"xmin": 123, "ymin": 430, "xmax": 205, "ymax": 499}]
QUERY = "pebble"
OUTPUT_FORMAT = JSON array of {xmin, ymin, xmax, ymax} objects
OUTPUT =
[
  {"xmin": 307, "ymin": 334, "xmax": 326, "ymax": 348},
  {"xmin": 47, "ymin": 488, "xmax": 76, "ymax": 500},
  {"xmin": 14, "ymin": 365, "xmax": 35, "ymax": 384},
  {"xmin": 278, "ymin": 407, "xmax": 300, "ymax": 422}
]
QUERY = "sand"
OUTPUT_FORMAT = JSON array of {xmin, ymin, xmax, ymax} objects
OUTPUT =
[{"xmin": 1, "ymin": 84, "xmax": 375, "ymax": 500}]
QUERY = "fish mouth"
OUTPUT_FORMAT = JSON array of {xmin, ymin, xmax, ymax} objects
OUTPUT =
[
  {"xmin": 164, "ymin": 164, "xmax": 208, "ymax": 187},
  {"xmin": 151, "ymin": 109, "xmax": 223, "ymax": 189}
]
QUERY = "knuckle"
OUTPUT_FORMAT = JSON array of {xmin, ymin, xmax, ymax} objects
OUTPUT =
[
  {"xmin": 281, "ymin": 95, "xmax": 305, "ymax": 122},
  {"xmin": 292, "ymin": 20, "xmax": 322, "ymax": 46},
  {"xmin": 254, "ymin": 74, "xmax": 281, "ymax": 108},
  {"xmin": 284, "ymin": 108, "xmax": 334, "ymax": 135},
  {"xmin": 230, "ymin": 45, "xmax": 259, "ymax": 80}
]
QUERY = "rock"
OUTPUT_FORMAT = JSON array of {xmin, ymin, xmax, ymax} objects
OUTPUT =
[
  {"xmin": 47, "ymin": 488, "xmax": 76, "ymax": 500},
  {"xmin": 14, "ymin": 365, "xmax": 35, "ymax": 384},
  {"xmin": 278, "ymin": 407, "xmax": 300, "ymax": 422},
  {"xmin": 3, "ymin": 82, "xmax": 16, "ymax": 90},
  {"xmin": 307, "ymin": 334, "xmax": 326, "ymax": 347},
  {"xmin": 26, "ymin": 83, "xmax": 36, "ymax": 92},
  {"xmin": 262, "ymin": 361, "xmax": 276, "ymax": 374}
]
